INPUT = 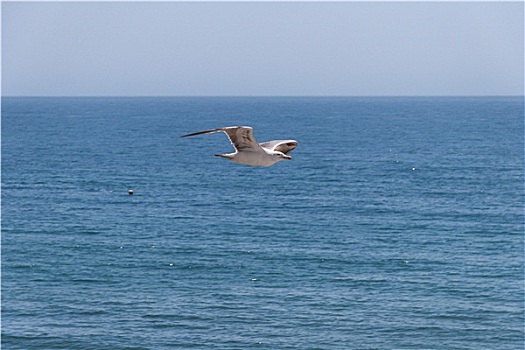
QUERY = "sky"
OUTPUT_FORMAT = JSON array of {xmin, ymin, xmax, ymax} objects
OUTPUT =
[{"xmin": 2, "ymin": 1, "xmax": 524, "ymax": 96}]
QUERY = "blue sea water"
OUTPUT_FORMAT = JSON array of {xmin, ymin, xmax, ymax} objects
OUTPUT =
[{"xmin": 2, "ymin": 96, "xmax": 524, "ymax": 349}]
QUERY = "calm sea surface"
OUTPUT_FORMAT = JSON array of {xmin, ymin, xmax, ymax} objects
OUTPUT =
[{"xmin": 2, "ymin": 97, "xmax": 524, "ymax": 349}]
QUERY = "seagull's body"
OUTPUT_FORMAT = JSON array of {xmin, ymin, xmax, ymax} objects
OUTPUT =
[{"xmin": 181, "ymin": 126, "xmax": 298, "ymax": 167}]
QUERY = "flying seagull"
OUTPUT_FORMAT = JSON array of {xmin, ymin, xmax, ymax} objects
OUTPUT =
[{"xmin": 181, "ymin": 126, "xmax": 298, "ymax": 167}]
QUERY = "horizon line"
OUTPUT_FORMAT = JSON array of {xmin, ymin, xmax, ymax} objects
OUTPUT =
[{"xmin": 2, "ymin": 94, "xmax": 524, "ymax": 98}]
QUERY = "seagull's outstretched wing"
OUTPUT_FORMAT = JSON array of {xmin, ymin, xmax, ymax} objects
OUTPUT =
[
  {"xmin": 181, "ymin": 126, "xmax": 263, "ymax": 153},
  {"xmin": 259, "ymin": 140, "xmax": 298, "ymax": 155}
]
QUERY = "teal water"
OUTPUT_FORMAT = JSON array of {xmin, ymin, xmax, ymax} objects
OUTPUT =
[{"xmin": 2, "ymin": 96, "xmax": 524, "ymax": 349}]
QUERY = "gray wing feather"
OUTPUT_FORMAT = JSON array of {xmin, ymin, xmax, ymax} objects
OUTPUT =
[
  {"xmin": 221, "ymin": 126, "xmax": 262, "ymax": 152},
  {"xmin": 182, "ymin": 126, "xmax": 263, "ymax": 153},
  {"xmin": 181, "ymin": 128, "xmax": 224, "ymax": 138}
]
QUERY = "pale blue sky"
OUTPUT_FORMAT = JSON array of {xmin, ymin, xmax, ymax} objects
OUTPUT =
[{"xmin": 2, "ymin": 2, "xmax": 523, "ymax": 96}]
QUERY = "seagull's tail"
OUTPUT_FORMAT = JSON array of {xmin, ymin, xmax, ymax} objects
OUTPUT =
[{"xmin": 214, "ymin": 153, "xmax": 234, "ymax": 160}]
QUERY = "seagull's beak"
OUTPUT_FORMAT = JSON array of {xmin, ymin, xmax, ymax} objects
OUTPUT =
[{"xmin": 283, "ymin": 155, "xmax": 292, "ymax": 160}]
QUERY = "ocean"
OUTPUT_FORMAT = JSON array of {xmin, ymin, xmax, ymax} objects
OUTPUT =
[{"xmin": 2, "ymin": 96, "xmax": 523, "ymax": 349}]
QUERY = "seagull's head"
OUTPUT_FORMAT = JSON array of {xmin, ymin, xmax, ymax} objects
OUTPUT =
[{"xmin": 273, "ymin": 151, "xmax": 292, "ymax": 161}]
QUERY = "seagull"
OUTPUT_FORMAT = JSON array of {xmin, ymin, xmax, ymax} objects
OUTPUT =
[{"xmin": 181, "ymin": 126, "xmax": 298, "ymax": 167}]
